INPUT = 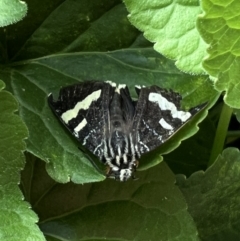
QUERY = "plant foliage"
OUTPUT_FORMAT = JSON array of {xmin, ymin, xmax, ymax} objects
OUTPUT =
[{"xmin": 0, "ymin": 0, "xmax": 239, "ymax": 240}]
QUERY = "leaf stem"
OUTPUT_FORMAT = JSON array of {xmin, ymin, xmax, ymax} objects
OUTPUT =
[{"xmin": 208, "ymin": 103, "xmax": 232, "ymax": 167}]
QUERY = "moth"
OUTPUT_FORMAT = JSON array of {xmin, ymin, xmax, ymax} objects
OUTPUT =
[{"xmin": 48, "ymin": 81, "xmax": 206, "ymax": 181}]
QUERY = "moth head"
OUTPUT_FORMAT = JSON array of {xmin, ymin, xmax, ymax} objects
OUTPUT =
[{"xmin": 106, "ymin": 161, "xmax": 138, "ymax": 182}]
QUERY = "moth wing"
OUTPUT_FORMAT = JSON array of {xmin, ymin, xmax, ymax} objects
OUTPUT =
[
  {"xmin": 48, "ymin": 81, "xmax": 115, "ymax": 160},
  {"xmin": 132, "ymin": 85, "xmax": 206, "ymax": 155}
]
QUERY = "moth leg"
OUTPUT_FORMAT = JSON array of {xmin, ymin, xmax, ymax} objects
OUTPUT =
[
  {"xmin": 105, "ymin": 166, "xmax": 116, "ymax": 179},
  {"xmin": 105, "ymin": 166, "xmax": 111, "ymax": 177},
  {"xmin": 131, "ymin": 160, "xmax": 139, "ymax": 180}
]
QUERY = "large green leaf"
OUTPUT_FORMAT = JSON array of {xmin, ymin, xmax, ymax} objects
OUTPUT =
[
  {"xmin": 124, "ymin": 0, "xmax": 208, "ymax": 74},
  {"xmin": 0, "ymin": 80, "xmax": 45, "ymax": 241},
  {"xmin": 2, "ymin": 49, "xmax": 217, "ymax": 184},
  {"xmin": 10, "ymin": 1, "xmax": 138, "ymax": 61},
  {"xmin": 22, "ymin": 157, "xmax": 200, "ymax": 241},
  {"xmin": 198, "ymin": 0, "xmax": 240, "ymax": 108},
  {"xmin": 177, "ymin": 148, "xmax": 240, "ymax": 241}
]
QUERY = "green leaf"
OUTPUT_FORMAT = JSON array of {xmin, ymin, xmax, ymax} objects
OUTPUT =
[
  {"xmin": 124, "ymin": 0, "xmax": 208, "ymax": 74},
  {"xmin": 12, "ymin": 1, "xmax": 138, "ymax": 61},
  {"xmin": 0, "ymin": 0, "xmax": 27, "ymax": 27},
  {"xmin": 2, "ymin": 49, "xmax": 218, "ymax": 184},
  {"xmin": 165, "ymin": 115, "xmax": 216, "ymax": 176},
  {"xmin": 0, "ymin": 80, "xmax": 45, "ymax": 241},
  {"xmin": 177, "ymin": 148, "xmax": 240, "ymax": 241},
  {"xmin": 26, "ymin": 159, "xmax": 200, "ymax": 241},
  {"xmin": 198, "ymin": 0, "xmax": 240, "ymax": 108}
]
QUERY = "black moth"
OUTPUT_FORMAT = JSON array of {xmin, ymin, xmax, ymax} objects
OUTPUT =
[{"xmin": 48, "ymin": 81, "xmax": 206, "ymax": 181}]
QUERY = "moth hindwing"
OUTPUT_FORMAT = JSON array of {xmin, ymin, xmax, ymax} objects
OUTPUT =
[{"xmin": 48, "ymin": 80, "xmax": 206, "ymax": 181}]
